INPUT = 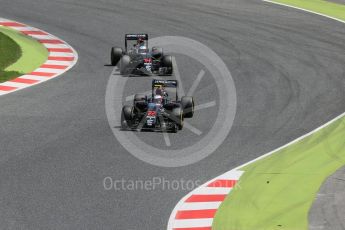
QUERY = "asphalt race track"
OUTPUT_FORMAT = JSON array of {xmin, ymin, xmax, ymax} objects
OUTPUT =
[
  {"xmin": 309, "ymin": 166, "xmax": 345, "ymax": 230},
  {"xmin": 1, "ymin": 0, "xmax": 345, "ymax": 229}
]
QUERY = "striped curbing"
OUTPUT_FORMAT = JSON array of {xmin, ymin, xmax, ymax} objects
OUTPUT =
[
  {"xmin": 0, "ymin": 18, "xmax": 78, "ymax": 96},
  {"xmin": 167, "ymin": 170, "xmax": 243, "ymax": 230}
]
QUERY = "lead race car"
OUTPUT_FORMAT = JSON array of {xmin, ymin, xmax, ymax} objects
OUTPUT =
[
  {"xmin": 121, "ymin": 79, "xmax": 194, "ymax": 133},
  {"xmin": 111, "ymin": 34, "xmax": 173, "ymax": 75}
]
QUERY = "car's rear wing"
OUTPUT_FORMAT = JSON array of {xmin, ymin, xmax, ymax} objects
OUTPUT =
[
  {"xmin": 125, "ymin": 34, "xmax": 148, "ymax": 51},
  {"xmin": 125, "ymin": 34, "xmax": 148, "ymax": 40},
  {"xmin": 152, "ymin": 79, "xmax": 179, "ymax": 100}
]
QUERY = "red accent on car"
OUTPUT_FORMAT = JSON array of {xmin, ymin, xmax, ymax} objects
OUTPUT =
[
  {"xmin": 147, "ymin": 111, "xmax": 156, "ymax": 116},
  {"xmin": 144, "ymin": 58, "xmax": 152, "ymax": 63}
]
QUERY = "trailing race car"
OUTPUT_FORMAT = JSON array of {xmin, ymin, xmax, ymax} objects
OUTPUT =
[
  {"xmin": 121, "ymin": 79, "xmax": 194, "ymax": 133},
  {"xmin": 111, "ymin": 34, "xmax": 173, "ymax": 75}
]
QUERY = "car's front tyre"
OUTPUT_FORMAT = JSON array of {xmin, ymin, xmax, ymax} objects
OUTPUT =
[
  {"xmin": 121, "ymin": 105, "xmax": 133, "ymax": 129},
  {"xmin": 161, "ymin": 55, "xmax": 173, "ymax": 75},
  {"xmin": 111, "ymin": 47, "xmax": 123, "ymax": 66},
  {"xmin": 120, "ymin": 55, "xmax": 131, "ymax": 75},
  {"xmin": 172, "ymin": 106, "xmax": 183, "ymax": 130}
]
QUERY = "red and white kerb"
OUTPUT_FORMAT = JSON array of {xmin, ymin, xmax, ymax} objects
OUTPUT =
[{"xmin": 0, "ymin": 18, "xmax": 78, "ymax": 96}]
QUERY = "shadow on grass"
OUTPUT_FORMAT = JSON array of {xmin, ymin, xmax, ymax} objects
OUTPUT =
[{"xmin": 0, "ymin": 71, "xmax": 23, "ymax": 83}]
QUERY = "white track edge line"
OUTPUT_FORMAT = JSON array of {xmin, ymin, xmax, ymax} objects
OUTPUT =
[{"xmin": 263, "ymin": 0, "xmax": 345, "ymax": 24}]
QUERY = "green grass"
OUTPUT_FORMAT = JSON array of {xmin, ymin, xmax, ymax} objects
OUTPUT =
[
  {"xmin": 271, "ymin": 0, "xmax": 345, "ymax": 21},
  {"xmin": 0, "ymin": 30, "xmax": 22, "ymax": 81},
  {"xmin": 0, "ymin": 71, "xmax": 23, "ymax": 82},
  {"xmin": 213, "ymin": 115, "xmax": 345, "ymax": 230},
  {"xmin": 0, "ymin": 26, "xmax": 48, "ymax": 82}
]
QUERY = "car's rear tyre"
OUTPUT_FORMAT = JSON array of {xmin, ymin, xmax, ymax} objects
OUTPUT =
[
  {"xmin": 121, "ymin": 105, "xmax": 133, "ymax": 129},
  {"xmin": 120, "ymin": 55, "xmax": 131, "ymax": 75},
  {"xmin": 111, "ymin": 47, "xmax": 123, "ymax": 66},
  {"xmin": 134, "ymin": 94, "xmax": 147, "ymax": 102},
  {"xmin": 170, "ymin": 123, "xmax": 178, "ymax": 133},
  {"xmin": 181, "ymin": 96, "xmax": 194, "ymax": 118},
  {"xmin": 161, "ymin": 55, "xmax": 173, "ymax": 75},
  {"xmin": 172, "ymin": 106, "xmax": 183, "ymax": 130}
]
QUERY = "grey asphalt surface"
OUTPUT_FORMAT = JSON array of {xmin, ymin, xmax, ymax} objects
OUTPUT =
[
  {"xmin": 0, "ymin": 0, "xmax": 345, "ymax": 229},
  {"xmin": 309, "ymin": 166, "xmax": 345, "ymax": 230}
]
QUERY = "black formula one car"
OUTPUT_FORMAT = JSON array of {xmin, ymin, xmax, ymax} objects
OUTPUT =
[
  {"xmin": 111, "ymin": 34, "xmax": 173, "ymax": 75},
  {"xmin": 121, "ymin": 79, "xmax": 194, "ymax": 133}
]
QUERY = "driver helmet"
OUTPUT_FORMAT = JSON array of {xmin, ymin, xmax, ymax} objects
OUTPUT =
[
  {"xmin": 137, "ymin": 37, "xmax": 146, "ymax": 49},
  {"xmin": 154, "ymin": 95, "xmax": 163, "ymax": 104},
  {"xmin": 155, "ymin": 87, "xmax": 163, "ymax": 96}
]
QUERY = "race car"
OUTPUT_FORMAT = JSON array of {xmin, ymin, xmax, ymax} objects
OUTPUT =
[
  {"xmin": 110, "ymin": 34, "xmax": 173, "ymax": 75},
  {"xmin": 121, "ymin": 79, "xmax": 194, "ymax": 133}
]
